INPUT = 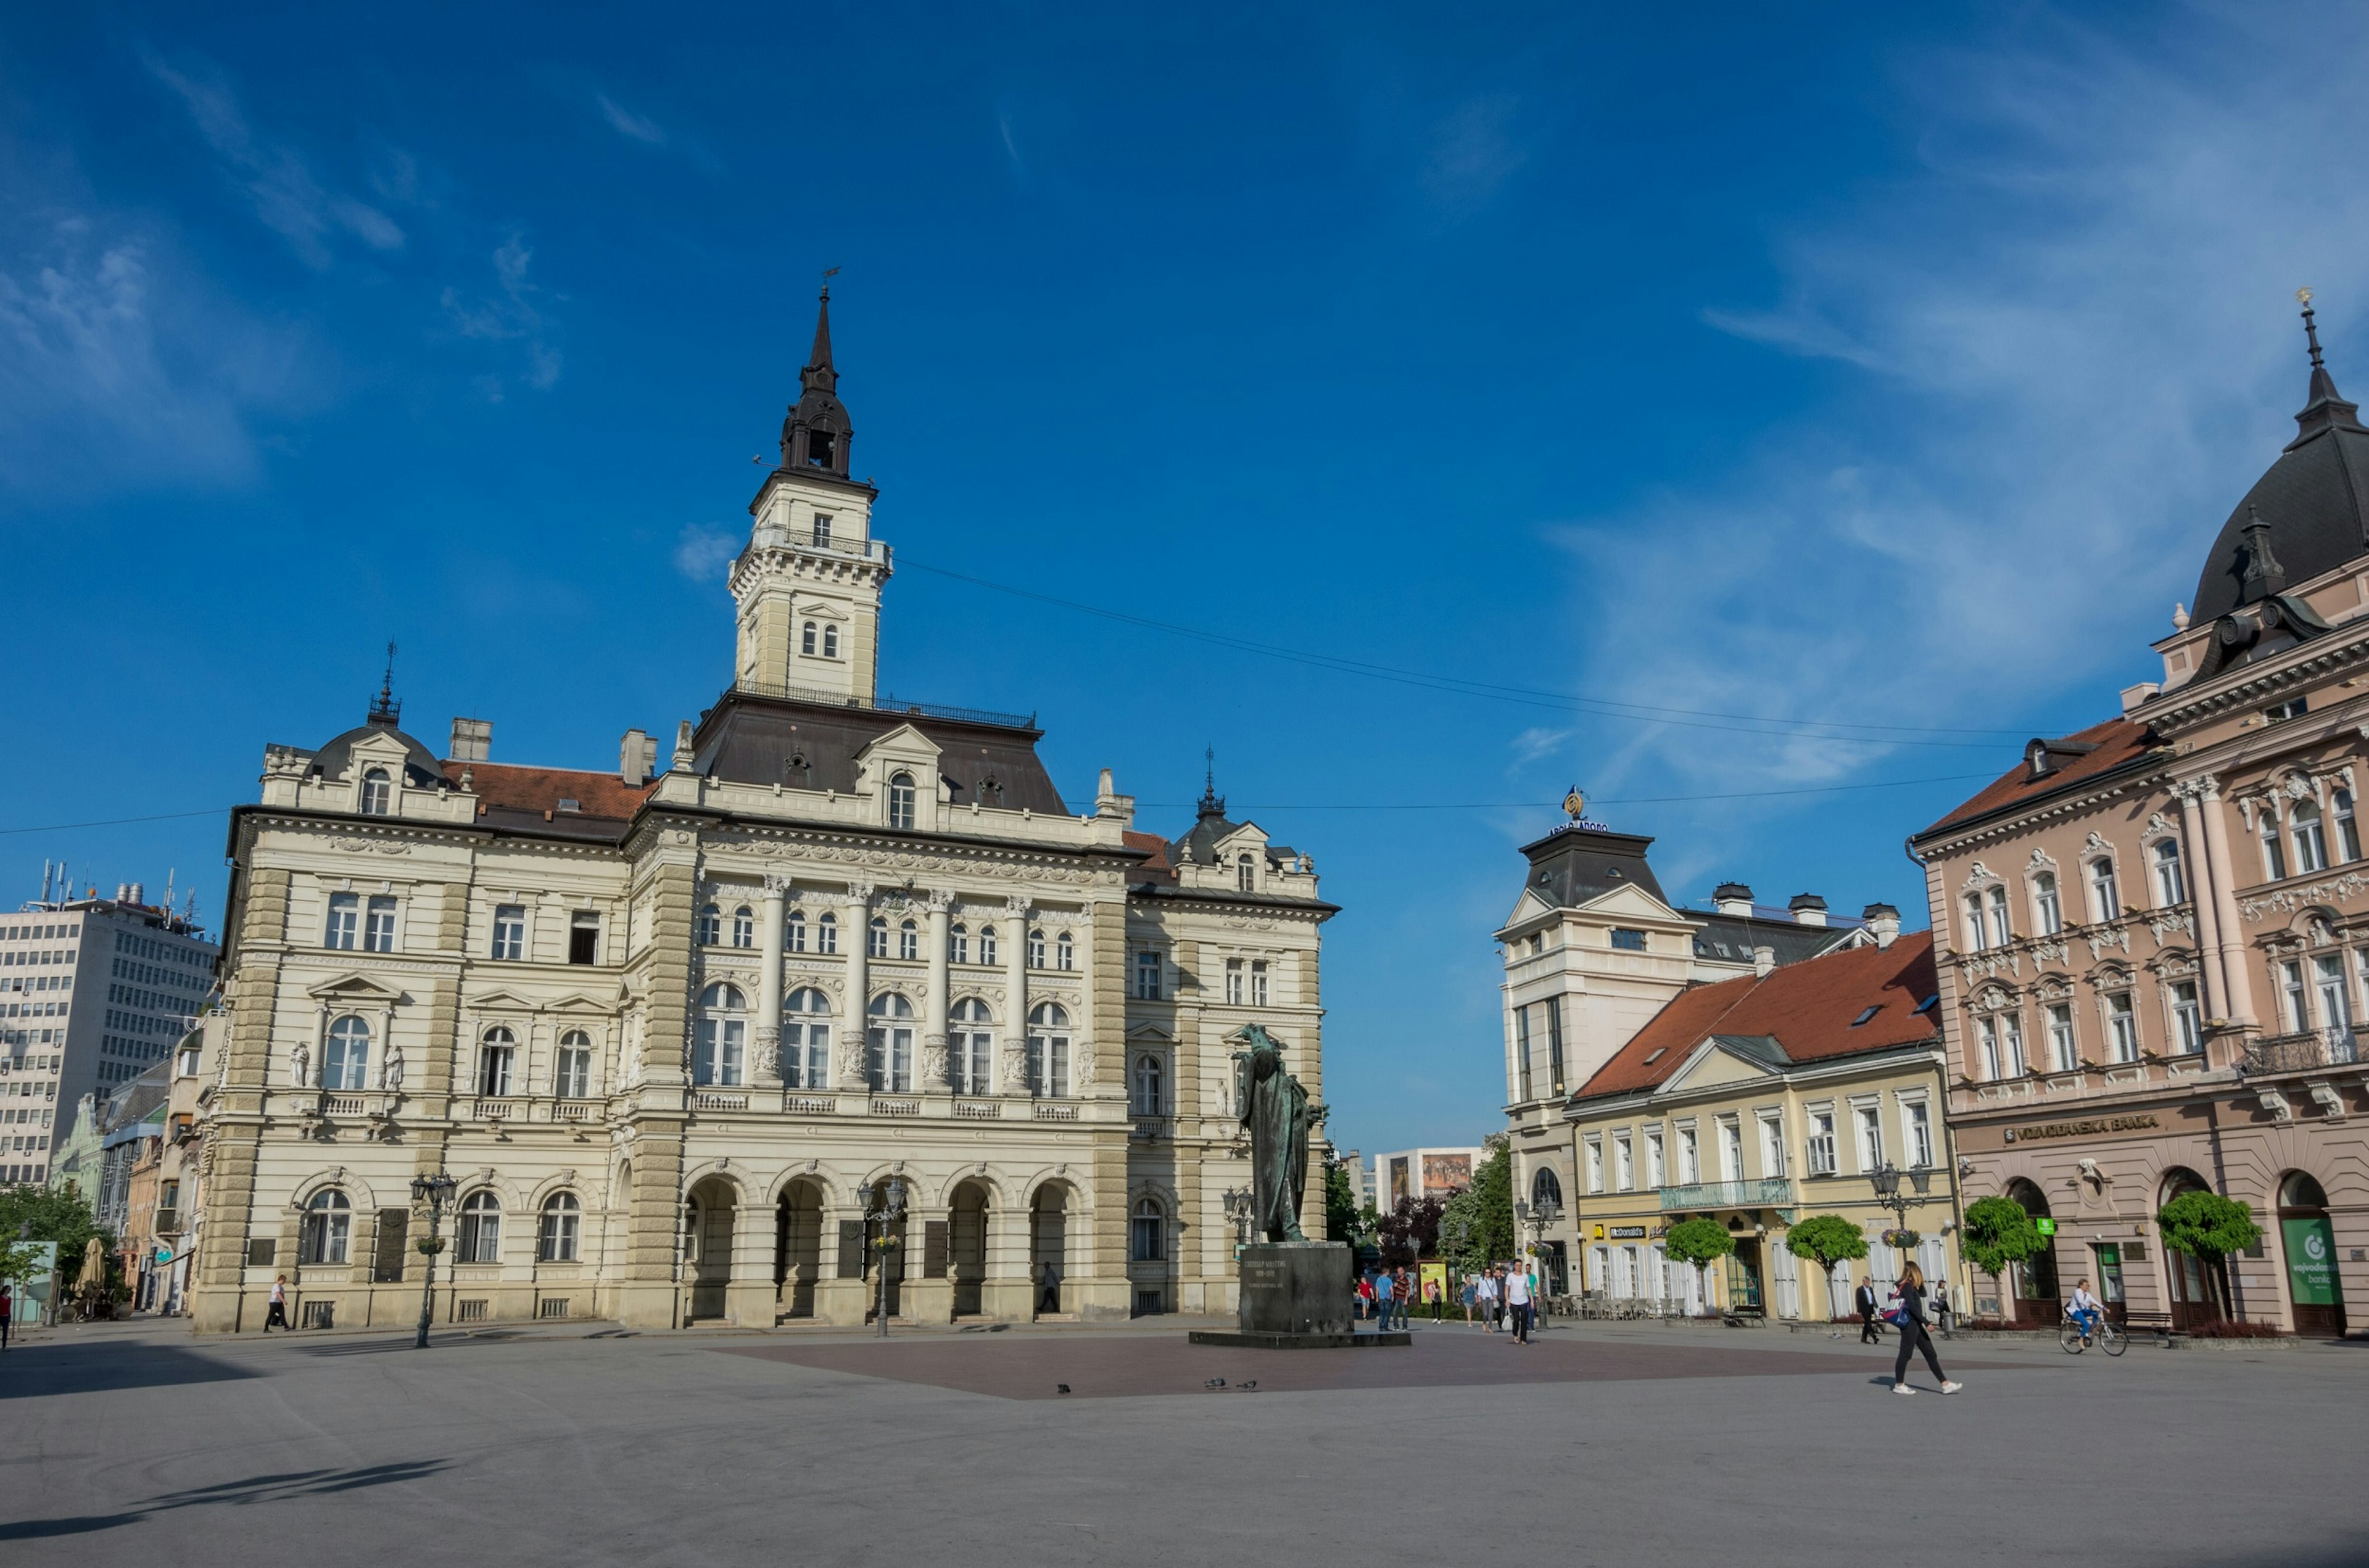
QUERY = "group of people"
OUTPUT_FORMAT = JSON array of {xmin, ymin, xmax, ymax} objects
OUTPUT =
[{"xmin": 1355, "ymin": 1262, "xmax": 1542, "ymax": 1344}]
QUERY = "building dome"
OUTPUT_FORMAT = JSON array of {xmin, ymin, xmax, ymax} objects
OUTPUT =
[{"xmin": 2189, "ymin": 301, "xmax": 2369, "ymax": 627}]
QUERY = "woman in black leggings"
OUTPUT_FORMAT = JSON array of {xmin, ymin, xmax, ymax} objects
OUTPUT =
[{"xmin": 1890, "ymin": 1262, "xmax": 1962, "ymax": 1396}]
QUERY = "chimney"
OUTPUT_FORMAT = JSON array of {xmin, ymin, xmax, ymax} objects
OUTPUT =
[
  {"xmin": 672, "ymin": 720, "xmax": 696, "ymax": 772},
  {"xmin": 1752, "ymin": 945, "xmax": 1776, "ymax": 977},
  {"xmin": 115, "ymin": 882, "xmax": 130, "ymax": 903},
  {"xmin": 1788, "ymin": 893, "xmax": 1829, "ymax": 928},
  {"xmin": 620, "ymin": 728, "xmax": 656, "ymax": 786},
  {"xmin": 450, "ymin": 717, "xmax": 492, "ymax": 763},
  {"xmin": 1713, "ymin": 881, "xmax": 1755, "ymax": 917},
  {"xmin": 1863, "ymin": 902, "xmax": 1901, "ymax": 949}
]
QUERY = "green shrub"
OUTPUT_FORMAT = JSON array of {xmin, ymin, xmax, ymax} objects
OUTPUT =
[
  {"xmin": 1961, "ymin": 1195, "xmax": 2041, "ymax": 1277},
  {"xmin": 1784, "ymin": 1213, "xmax": 1870, "ymax": 1271}
]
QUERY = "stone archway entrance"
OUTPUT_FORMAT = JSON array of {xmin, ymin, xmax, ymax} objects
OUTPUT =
[
  {"xmin": 685, "ymin": 1178, "xmax": 738, "ymax": 1324},
  {"xmin": 775, "ymin": 1179, "xmax": 825, "ymax": 1320},
  {"xmin": 2279, "ymin": 1172, "xmax": 2346, "ymax": 1337},
  {"xmin": 949, "ymin": 1179, "xmax": 990, "ymax": 1318},
  {"xmin": 2004, "ymin": 1178, "xmax": 2061, "ymax": 1327},
  {"xmin": 2159, "ymin": 1168, "xmax": 2226, "ymax": 1331}
]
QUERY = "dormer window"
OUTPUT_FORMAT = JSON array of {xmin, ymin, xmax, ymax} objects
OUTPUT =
[
  {"xmin": 1237, "ymin": 853, "xmax": 1255, "ymax": 892},
  {"xmin": 2264, "ymin": 697, "xmax": 2309, "ymax": 724},
  {"xmin": 358, "ymin": 767, "xmax": 392, "ymax": 815},
  {"xmin": 555, "ymin": 798, "xmax": 580, "ymax": 814},
  {"xmin": 888, "ymin": 772, "xmax": 917, "ymax": 830},
  {"xmin": 812, "ymin": 513, "xmax": 833, "ymax": 548}
]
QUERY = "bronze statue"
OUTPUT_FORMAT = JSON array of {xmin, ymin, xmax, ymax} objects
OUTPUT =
[{"xmin": 1233, "ymin": 1023, "xmax": 1326, "ymax": 1244}]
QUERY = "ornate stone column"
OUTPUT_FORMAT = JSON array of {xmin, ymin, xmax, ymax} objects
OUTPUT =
[
  {"xmin": 755, "ymin": 877, "xmax": 788, "ymax": 1086},
  {"xmin": 2195, "ymin": 778, "xmax": 2259, "ymax": 1026},
  {"xmin": 924, "ymin": 891, "xmax": 952, "ymax": 1089},
  {"xmin": 2175, "ymin": 782, "xmax": 2228, "ymax": 1021},
  {"xmin": 840, "ymin": 883, "xmax": 874, "ymax": 1089},
  {"xmin": 1001, "ymin": 896, "xmax": 1030, "ymax": 1094}
]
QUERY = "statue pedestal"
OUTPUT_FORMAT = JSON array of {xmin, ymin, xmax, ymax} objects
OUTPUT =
[{"xmin": 1187, "ymin": 1241, "xmax": 1409, "ymax": 1350}]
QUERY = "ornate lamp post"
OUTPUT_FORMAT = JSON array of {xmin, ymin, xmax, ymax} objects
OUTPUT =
[
  {"xmin": 1869, "ymin": 1160, "xmax": 1933, "ymax": 1247},
  {"xmin": 1515, "ymin": 1195, "xmax": 1562, "ymax": 1305},
  {"xmin": 867, "ymin": 1176, "xmax": 906, "ymax": 1339},
  {"xmin": 408, "ymin": 1171, "xmax": 457, "ymax": 1350},
  {"xmin": 1222, "ymin": 1186, "xmax": 1255, "ymax": 1253}
]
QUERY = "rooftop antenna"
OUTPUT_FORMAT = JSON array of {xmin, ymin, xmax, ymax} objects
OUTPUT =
[
  {"xmin": 164, "ymin": 867, "xmax": 175, "ymax": 914},
  {"xmin": 41, "ymin": 859, "xmax": 51, "ymax": 903}
]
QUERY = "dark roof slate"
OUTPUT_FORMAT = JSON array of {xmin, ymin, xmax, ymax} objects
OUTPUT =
[{"xmin": 691, "ymin": 690, "xmax": 1071, "ymax": 815}]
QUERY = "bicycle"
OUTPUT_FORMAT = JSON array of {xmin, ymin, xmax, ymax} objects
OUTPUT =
[{"xmin": 2059, "ymin": 1308, "xmax": 2127, "ymax": 1356}]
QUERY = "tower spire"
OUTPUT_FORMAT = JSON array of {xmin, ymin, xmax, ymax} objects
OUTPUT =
[
  {"xmin": 368, "ymin": 640, "xmax": 401, "ymax": 725},
  {"xmin": 2291, "ymin": 287, "xmax": 2366, "ymax": 445},
  {"xmin": 1198, "ymin": 746, "xmax": 1226, "ymax": 820},
  {"xmin": 778, "ymin": 270, "xmax": 853, "ymax": 475}
]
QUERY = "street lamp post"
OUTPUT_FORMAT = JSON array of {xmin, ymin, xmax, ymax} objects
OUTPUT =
[
  {"xmin": 409, "ymin": 1171, "xmax": 457, "ymax": 1350},
  {"xmin": 867, "ymin": 1177, "xmax": 906, "ymax": 1339},
  {"xmin": 1869, "ymin": 1161, "xmax": 1935, "ymax": 1257},
  {"xmin": 1222, "ymin": 1186, "xmax": 1254, "ymax": 1252},
  {"xmin": 1515, "ymin": 1196, "xmax": 1562, "ymax": 1312}
]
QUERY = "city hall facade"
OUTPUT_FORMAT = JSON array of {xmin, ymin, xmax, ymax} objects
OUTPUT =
[{"xmin": 189, "ymin": 296, "xmax": 1335, "ymax": 1333}]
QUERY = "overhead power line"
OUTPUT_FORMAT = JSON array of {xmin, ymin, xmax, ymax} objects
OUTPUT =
[
  {"xmin": 901, "ymin": 556, "xmax": 2041, "ymax": 752},
  {"xmin": 1073, "ymin": 769, "xmax": 2001, "ymax": 814}
]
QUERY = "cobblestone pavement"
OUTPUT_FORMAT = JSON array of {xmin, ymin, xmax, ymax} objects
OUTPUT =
[{"xmin": 2, "ymin": 1314, "xmax": 2362, "ymax": 1566}]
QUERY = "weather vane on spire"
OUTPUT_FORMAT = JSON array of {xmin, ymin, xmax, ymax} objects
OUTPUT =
[
  {"xmin": 821, "ymin": 265, "xmax": 841, "ymax": 298},
  {"xmin": 369, "ymin": 640, "xmax": 402, "ymax": 725},
  {"xmin": 2300, "ymin": 286, "xmax": 2328, "ymax": 370}
]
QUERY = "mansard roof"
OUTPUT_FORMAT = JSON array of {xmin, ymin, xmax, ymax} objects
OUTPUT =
[
  {"xmin": 1573, "ymin": 931, "xmax": 1940, "ymax": 1102},
  {"xmin": 1917, "ymin": 716, "xmax": 2161, "ymax": 840},
  {"xmin": 1514, "ymin": 821, "xmax": 1669, "ymax": 910},
  {"xmin": 690, "ymin": 687, "xmax": 1070, "ymax": 815}
]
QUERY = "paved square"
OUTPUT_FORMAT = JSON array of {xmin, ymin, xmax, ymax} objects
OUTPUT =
[{"xmin": 2, "ymin": 1317, "xmax": 2362, "ymax": 1567}]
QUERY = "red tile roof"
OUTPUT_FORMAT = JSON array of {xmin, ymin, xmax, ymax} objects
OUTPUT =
[
  {"xmin": 1123, "ymin": 829, "xmax": 1175, "ymax": 883},
  {"xmin": 1574, "ymin": 931, "xmax": 1941, "ymax": 1100},
  {"xmin": 443, "ymin": 761, "xmax": 656, "ymax": 821},
  {"xmin": 1920, "ymin": 716, "xmax": 2159, "ymax": 836}
]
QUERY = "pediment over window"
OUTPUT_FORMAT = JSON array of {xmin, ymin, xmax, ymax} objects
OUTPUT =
[
  {"xmin": 1657, "ymin": 1034, "xmax": 1787, "ymax": 1094},
  {"xmin": 1572, "ymin": 881, "xmax": 1683, "ymax": 923},
  {"xmin": 542, "ymin": 991, "xmax": 614, "ymax": 1014},
  {"xmin": 1125, "ymin": 1021, "xmax": 1176, "ymax": 1042},
  {"xmin": 463, "ymin": 988, "xmax": 542, "ymax": 1012},
  {"xmin": 307, "ymin": 973, "xmax": 405, "ymax": 1003}
]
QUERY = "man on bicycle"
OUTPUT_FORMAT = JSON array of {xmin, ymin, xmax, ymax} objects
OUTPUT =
[{"xmin": 2067, "ymin": 1277, "xmax": 2104, "ymax": 1342}]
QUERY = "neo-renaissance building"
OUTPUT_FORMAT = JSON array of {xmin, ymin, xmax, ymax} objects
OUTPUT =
[{"xmin": 190, "ymin": 295, "xmax": 1336, "ymax": 1334}]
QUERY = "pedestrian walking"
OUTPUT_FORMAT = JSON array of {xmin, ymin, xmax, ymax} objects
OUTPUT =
[
  {"xmin": 263, "ymin": 1274, "xmax": 289, "ymax": 1332},
  {"xmin": 1038, "ymin": 1260, "xmax": 1062, "ymax": 1314},
  {"xmin": 1, "ymin": 1281, "xmax": 13, "ymax": 1351},
  {"xmin": 1854, "ymin": 1276, "xmax": 1883, "ymax": 1343},
  {"xmin": 1888, "ymin": 1261, "xmax": 1962, "ymax": 1397},
  {"xmin": 1931, "ymin": 1280, "xmax": 1954, "ymax": 1340},
  {"xmin": 1356, "ymin": 1272, "xmax": 1375, "ymax": 1322},
  {"xmin": 1505, "ymin": 1263, "xmax": 1534, "ymax": 1343},
  {"xmin": 1461, "ymin": 1272, "xmax": 1478, "ymax": 1326},
  {"xmin": 1428, "ymin": 1276, "xmax": 1444, "ymax": 1322}
]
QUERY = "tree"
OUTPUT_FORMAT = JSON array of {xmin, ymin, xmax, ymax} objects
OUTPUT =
[
  {"xmin": 1377, "ymin": 1195, "xmax": 1445, "ymax": 1266},
  {"xmin": 0, "ymin": 1184, "xmax": 110, "ymax": 1290},
  {"xmin": 1663, "ymin": 1216, "xmax": 1735, "ymax": 1310},
  {"xmin": 1960, "ymin": 1195, "xmax": 2043, "ymax": 1281},
  {"xmin": 2158, "ymin": 1189, "xmax": 2262, "ymax": 1311},
  {"xmin": 1324, "ymin": 1158, "xmax": 1365, "ymax": 1245},
  {"xmin": 1466, "ymin": 1136, "xmax": 1515, "ymax": 1263},
  {"xmin": 1785, "ymin": 1215, "xmax": 1870, "ymax": 1319}
]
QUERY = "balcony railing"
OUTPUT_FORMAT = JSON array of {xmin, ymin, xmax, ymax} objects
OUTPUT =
[
  {"xmin": 152, "ymin": 1209, "xmax": 181, "ymax": 1236},
  {"xmin": 728, "ymin": 677, "xmax": 1035, "ymax": 731},
  {"xmin": 1658, "ymin": 1177, "xmax": 1795, "ymax": 1212},
  {"xmin": 2246, "ymin": 1027, "xmax": 2362, "ymax": 1075}
]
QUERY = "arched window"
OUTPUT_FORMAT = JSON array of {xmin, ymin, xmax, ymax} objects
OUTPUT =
[
  {"xmin": 816, "ymin": 911, "xmax": 838, "ymax": 954},
  {"xmin": 458, "ymin": 1190, "xmax": 502, "ymax": 1264},
  {"xmin": 978, "ymin": 924, "xmax": 998, "ymax": 966},
  {"xmin": 949, "ymin": 923, "xmax": 969, "ymax": 964},
  {"xmin": 2033, "ymin": 871, "xmax": 2062, "ymax": 936},
  {"xmin": 697, "ymin": 983, "xmax": 748, "ymax": 1086},
  {"xmin": 801, "ymin": 621, "xmax": 819, "ymax": 656},
  {"xmin": 323, "ymin": 1015, "xmax": 371, "ymax": 1091},
  {"xmin": 1237, "ymin": 852, "xmax": 1255, "ymax": 891},
  {"xmin": 950, "ymin": 997, "xmax": 994, "ymax": 1096},
  {"xmin": 478, "ymin": 1026, "xmax": 516, "ymax": 1096},
  {"xmin": 1027, "ymin": 1001, "xmax": 1071, "ymax": 1098},
  {"xmin": 2152, "ymin": 840, "xmax": 2186, "ymax": 906},
  {"xmin": 358, "ymin": 767, "xmax": 392, "ymax": 816},
  {"xmin": 888, "ymin": 772, "xmax": 917, "ymax": 831},
  {"xmin": 1130, "ymin": 1197, "xmax": 1166, "ymax": 1262},
  {"xmin": 2087, "ymin": 857, "xmax": 2120, "ymax": 922},
  {"xmin": 695, "ymin": 903, "xmax": 721, "ymax": 946},
  {"xmin": 1056, "ymin": 931, "xmax": 1075, "ymax": 972},
  {"xmin": 786, "ymin": 909, "xmax": 807, "ymax": 953},
  {"xmin": 896, "ymin": 918, "xmax": 918, "ymax": 960},
  {"xmin": 822, "ymin": 624, "xmax": 840, "ymax": 659},
  {"xmin": 2281, "ymin": 1171, "xmax": 2329, "ymax": 1210},
  {"xmin": 2293, "ymin": 799, "xmax": 2330, "ymax": 875},
  {"xmin": 1532, "ymin": 1166, "xmax": 1565, "ymax": 1208},
  {"xmin": 867, "ymin": 915, "xmax": 888, "ymax": 959},
  {"xmin": 1132, "ymin": 1053, "xmax": 1164, "ymax": 1115},
  {"xmin": 1028, "ymin": 928, "xmax": 1046, "ymax": 968},
  {"xmin": 867, "ymin": 992, "xmax": 915, "ymax": 1093},
  {"xmin": 783, "ymin": 987, "xmax": 831, "ymax": 1089},
  {"xmin": 537, "ymin": 1193, "xmax": 581, "ymax": 1263},
  {"xmin": 732, "ymin": 906, "xmax": 755, "ymax": 948},
  {"xmin": 299, "ymin": 1189, "xmax": 351, "ymax": 1264},
  {"xmin": 555, "ymin": 1030, "xmax": 592, "ymax": 1099}
]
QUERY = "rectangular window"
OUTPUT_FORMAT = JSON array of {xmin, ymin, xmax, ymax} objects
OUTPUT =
[
  {"xmin": 2088, "ymin": 859, "xmax": 2120, "ymax": 922},
  {"xmin": 1614, "ymin": 1133, "xmax": 1633, "ymax": 1191},
  {"xmin": 325, "ymin": 893, "xmax": 358, "ymax": 951},
  {"xmin": 1225, "ymin": 959, "xmax": 1243, "ymax": 1006},
  {"xmin": 2339, "ymin": 790, "xmax": 2362, "ymax": 863},
  {"xmin": 1251, "ymin": 960, "xmax": 1268, "ymax": 1006},
  {"xmin": 1645, "ymin": 1128, "xmax": 1665, "ymax": 1187},
  {"xmin": 1609, "ymin": 928, "xmax": 1647, "ymax": 952},
  {"xmin": 1978, "ymin": 1016, "xmax": 2003, "ymax": 1080},
  {"xmin": 1756, "ymin": 1113, "xmax": 1785, "ymax": 1178},
  {"xmin": 2315, "ymin": 952, "xmax": 2350, "ymax": 1038},
  {"xmin": 2262, "ymin": 817, "xmax": 2288, "ymax": 882},
  {"xmin": 556, "ymin": 1046, "xmax": 590, "ymax": 1099},
  {"xmin": 2170, "ymin": 982, "xmax": 2204, "ymax": 1054},
  {"xmin": 2035, "ymin": 873, "xmax": 2062, "ymax": 936},
  {"xmin": 1805, "ymin": 1111, "xmax": 1837, "ymax": 1176},
  {"xmin": 2296, "ymin": 807, "xmax": 2330, "ymax": 875},
  {"xmin": 1133, "ymin": 951, "xmax": 1161, "ymax": 1001},
  {"xmin": 817, "ymin": 915, "xmax": 838, "ymax": 955},
  {"xmin": 2106, "ymin": 992, "xmax": 2139, "ymax": 1063},
  {"xmin": 2003, "ymin": 1011, "xmax": 2026, "ymax": 1076},
  {"xmin": 2281, "ymin": 959, "xmax": 2309, "ymax": 1032},
  {"xmin": 363, "ymin": 896, "xmax": 397, "ymax": 954},
  {"xmin": 1986, "ymin": 886, "xmax": 2011, "ymax": 947},
  {"xmin": 1853, "ymin": 1104, "xmax": 1883, "ymax": 1171},
  {"xmin": 2048, "ymin": 1003, "xmax": 2078, "ymax": 1072},
  {"xmin": 1904, "ymin": 1100, "xmax": 1934, "ymax": 1168},
  {"xmin": 1718, "ymin": 1116, "xmax": 1742, "ymax": 1182},
  {"xmin": 1584, "ymin": 1136, "xmax": 1603, "ymax": 1194},
  {"xmin": 1962, "ymin": 894, "xmax": 1987, "ymax": 952},
  {"xmin": 1544, "ymin": 997, "xmax": 1565, "ymax": 1094},
  {"xmin": 568, "ymin": 913, "xmax": 599, "ymax": 966},
  {"xmin": 1513, "ymin": 1004, "xmax": 1533, "ymax": 1102},
  {"xmin": 478, "ymin": 1044, "xmax": 513, "ymax": 1097},
  {"xmin": 812, "ymin": 512, "xmax": 833, "ymax": 548},
  {"xmin": 492, "ymin": 906, "xmax": 525, "ymax": 961},
  {"xmin": 695, "ymin": 1018, "xmax": 746, "ymax": 1087}
]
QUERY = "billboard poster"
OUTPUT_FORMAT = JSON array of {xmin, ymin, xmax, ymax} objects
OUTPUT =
[
  {"xmin": 1418, "ymin": 1261, "xmax": 1449, "ymax": 1302},
  {"xmin": 1389, "ymin": 1157, "xmax": 1410, "ymax": 1204},
  {"xmin": 2284, "ymin": 1216, "xmax": 2339, "ymax": 1306},
  {"xmin": 1423, "ymin": 1152, "xmax": 1473, "ymax": 1194}
]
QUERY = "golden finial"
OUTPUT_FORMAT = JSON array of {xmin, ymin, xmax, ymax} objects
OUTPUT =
[
  {"xmin": 1563, "ymin": 786, "xmax": 1586, "ymax": 822},
  {"xmin": 2298, "ymin": 287, "xmax": 2314, "ymax": 307}
]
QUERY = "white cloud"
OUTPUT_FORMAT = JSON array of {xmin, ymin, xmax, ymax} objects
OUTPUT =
[
  {"xmin": 142, "ymin": 53, "xmax": 403, "ymax": 268},
  {"xmin": 1509, "ymin": 726, "xmax": 1573, "ymax": 767},
  {"xmin": 673, "ymin": 525, "xmax": 740, "ymax": 582},
  {"xmin": 595, "ymin": 93, "xmax": 667, "ymax": 147},
  {"xmin": 441, "ymin": 234, "xmax": 561, "ymax": 395},
  {"xmin": 1420, "ymin": 93, "xmax": 1528, "ymax": 217},
  {"xmin": 1560, "ymin": 7, "xmax": 2369, "ymax": 815}
]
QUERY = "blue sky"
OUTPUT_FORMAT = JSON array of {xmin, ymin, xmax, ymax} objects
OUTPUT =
[{"xmin": 8, "ymin": 2, "xmax": 2369, "ymax": 1153}]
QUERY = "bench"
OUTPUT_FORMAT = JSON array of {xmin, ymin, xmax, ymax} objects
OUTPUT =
[{"xmin": 2117, "ymin": 1309, "xmax": 2181, "ymax": 1344}]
